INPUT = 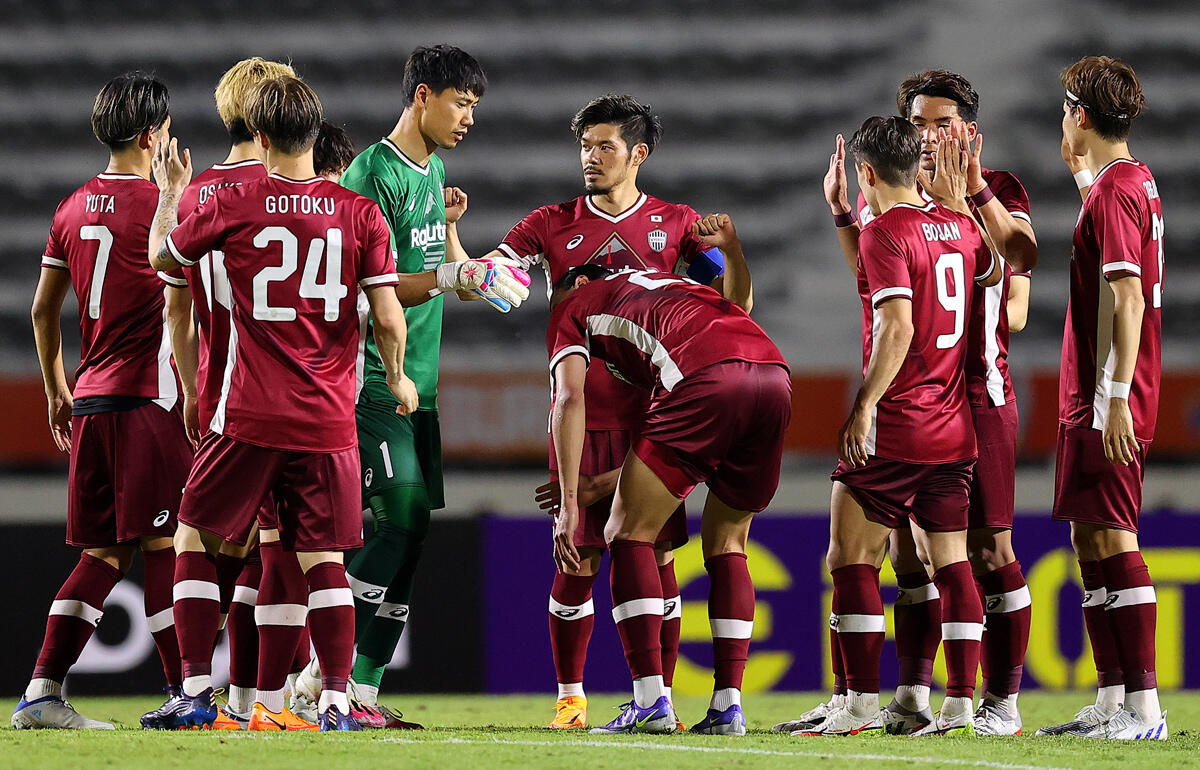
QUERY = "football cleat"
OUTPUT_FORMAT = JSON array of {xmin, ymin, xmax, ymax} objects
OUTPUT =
[
  {"xmin": 139, "ymin": 687, "xmax": 181, "ymax": 729},
  {"xmin": 12, "ymin": 695, "xmax": 114, "ymax": 730},
  {"xmin": 248, "ymin": 702, "xmax": 318, "ymax": 731},
  {"xmin": 588, "ymin": 697, "xmax": 675, "ymax": 735},
  {"xmin": 690, "ymin": 704, "xmax": 747, "ymax": 736},
  {"xmin": 547, "ymin": 695, "xmax": 587, "ymax": 729},
  {"xmin": 1034, "ymin": 704, "xmax": 1114, "ymax": 738},
  {"xmin": 791, "ymin": 705, "xmax": 882, "ymax": 737},
  {"xmin": 972, "ymin": 700, "xmax": 1022, "ymax": 736},
  {"xmin": 319, "ymin": 704, "xmax": 362, "ymax": 732},
  {"xmin": 213, "ymin": 706, "xmax": 250, "ymax": 730},
  {"xmin": 348, "ymin": 699, "xmax": 386, "ymax": 729},
  {"xmin": 379, "ymin": 704, "xmax": 424, "ymax": 730},
  {"xmin": 289, "ymin": 691, "xmax": 319, "ymax": 723},
  {"xmin": 772, "ymin": 694, "xmax": 844, "ymax": 733},
  {"xmin": 143, "ymin": 688, "xmax": 218, "ymax": 730},
  {"xmin": 1105, "ymin": 708, "xmax": 1168, "ymax": 740},
  {"xmin": 881, "ymin": 699, "xmax": 935, "ymax": 735},
  {"xmin": 911, "ymin": 710, "xmax": 975, "ymax": 737}
]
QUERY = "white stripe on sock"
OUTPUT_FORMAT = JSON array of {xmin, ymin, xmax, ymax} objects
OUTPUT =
[
  {"xmin": 347, "ymin": 575, "xmax": 387, "ymax": 604},
  {"xmin": 254, "ymin": 603, "xmax": 307, "ymax": 626},
  {"xmin": 308, "ymin": 587, "xmax": 354, "ymax": 610},
  {"xmin": 231, "ymin": 585, "xmax": 259, "ymax": 606},
  {"xmin": 834, "ymin": 613, "xmax": 885, "ymax": 633},
  {"xmin": 49, "ymin": 599, "xmax": 103, "ymax": 627},
  {"xmin": 985, "ymin": 585, "xmax": 1032, "ymax": 614},
  {"xmin": 1104, "ymin": 585, "xmax": 1156, "ymax": 609},
  {"xmin": 710, "ymin": 618, "xmax": 754, "ymax": 639},
  {"xmin": 174, "ymin": 579, "xmax": 220, "ymax": 603},
  {"xmin": 548, "ymin": 596, "xmax": 595, "ymax": 620},
  {"xmin": 611, "ymin": 597, "xmax": 663, "ymax": 623},
  {"xmin": 894, "ymin": 582, "xmax": 940, "ymax": 605},
  {"xmin": 663, "ymin": 595, "xmax": 682, "ymax": 621},
  {"xmin": 145, "ymin": 607, "xmax": 174, "ymax": 633},
  {"xmin": 375, "ymin": 602, "xmax": 410, "ymax": 620},
  {"xmin": 942, "ymin": 621, "xmax": 985, "ymax": 641},
  {"xmin": 1082, "ymin": 587, "xmax": 1107, "ymax": 607}
]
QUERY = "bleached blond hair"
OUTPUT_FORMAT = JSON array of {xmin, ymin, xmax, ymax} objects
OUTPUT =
[{"xmin": 215, "ymin": 57, "xmax": 296, "ymax": 141}]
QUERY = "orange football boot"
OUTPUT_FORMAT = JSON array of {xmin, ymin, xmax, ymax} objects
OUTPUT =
[
  {"xmin": 248, "ymin": 702, "xmax": 319, "ymax": 731},
  {"xmin": 547, "ymin": 696, "xmax": 587, "ymax": 729}
]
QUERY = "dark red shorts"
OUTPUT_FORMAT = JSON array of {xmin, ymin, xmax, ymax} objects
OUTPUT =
[
  {"xmin": 832, "ymin": 457, "xmax": 974, "ymax": 533},
  {"xmin": 550, "ymin": 429, "xmax": 688, "ymax": 550},
  {"xmin": 179, "ymin": 433, "xmax": 362, "ymax": 551},
  {"xmin": 634, "ymin": 361, "xmax": 792, "ymax": 513},
  {"xmin": 1052, "ymin": 423, "xmax": 1147, "ymax": 533},
  {"xmin": 969, "ymin": 401, "xmax": 1019, "ymax": 530},
  {"xmin": 67, "ymin": 404, "xmax": 192, "ymax": 548}
]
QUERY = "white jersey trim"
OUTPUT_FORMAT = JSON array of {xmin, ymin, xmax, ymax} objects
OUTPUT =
[
  {"xmin": 210, "ymin": 294, "xmax": 240, "ymax": 434},
  {"xmin": 1009, "ymin": 210, "xmax": 1032, "ymax": 224},
  {"xmin": 983, "ymin": 279, "xmax": 1007, "ymax": 406},
  {"xmin": 381, "ymin": 138, "xmax": 431, "ymax": 176},
  {"xmin": 359, "ymin": 272, "xmax": 400, "ymax": 288},
  {"xmin": 164, "ymin": 232, "xmax": 197, "ymax": 267},
  {"xmin": 212, "ymin": 159, "xmax": 264, "ymax": 170},
  {"xmin": 158, "ymin": 270, "xmax": 188, "ymax": 287},
  {"xmin": 41, "ymin": 256, "xmax": 68, "ymax": 269},
  {"xmin": 549, "ymin": 345, "xmax": 590, "ymax": 374},
  {"xmin": 267, "ymin": 173, "xmax": 323, "ymax": 185},
  {"xmin": 1103, "ymin": 261, "xmax": 1142, "ymax": 276},
  {"xmin": 96, "ymin": 172, "xmax": 143, "ymax": 181},
  {"xmin": 1091, "ymin": 157, "xmax": 1141, "ymax": 189},
  {"xmin": 585, "ymin": 193, "xmax": 647, "ymax": 224},
  {"xmin": 153, "ymin": 294, "xmax": 179, "ymax": 411},
  {"xmin": 585, "ymin": 313, "xmax": 683, "ymax": 391},
  {"xmin": 871, "ymin": 286, "xmax": 913, "ymax": 306}
]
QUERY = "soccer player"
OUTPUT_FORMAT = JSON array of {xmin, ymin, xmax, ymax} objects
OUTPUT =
[
  {"xmin": 547, "ymin": 265, "xmax": 790, "ymax": 735},
  {"xmin": 13, "ymin": 72, "xmax": 193, "ymax": 730},
  {"xmin": 795, "ymin": 117, "xmax": 999, "ymax": 738},
  {"xmin": 780, "ymin": 70, "xmax": 1038, "ymax": 737},
  {"xmin": 487, "ymin": 93, "xmax": 751, "ymax": 730},
  {"xmin": 1036, "ymin": 56, "xmax": 1166, "ymax": 741},
  {"xmin": 314, "ymin": 121, "xmax": 355, "ymax": 182}
]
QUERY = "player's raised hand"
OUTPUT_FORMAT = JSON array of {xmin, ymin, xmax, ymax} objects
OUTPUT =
[
  {"xmin": 46, "ymin": 389, "xmax": 72, "ymax": 452},
  {"xmin": 691, "ymin": 213, "xmax": 738, "ymax": 249},
  {"xmin": 918, "ymin": 127, "xmax": 968, "ymax": 206},
  {"xmin": 823, "ymin": 133, "xmax": 852, "ymax": 214},
  {"xmin": 1060, "ymin": 133, "xmax": 1088, "ymax": 175},
  {"xmin": 837, "ymin": 407, "xmax": 872, "ymax": 468},
  {"xmin": 1103, "ymin": 398, "xmax": 1139, "ymax": 466},
  {"xmin": 535, "ymin": 479, "xmax": 561, "ymax": 515},
  {"xmin": 552, "ymin": 501, "xmax": 581, "ymax": 572},
  {"xmin": 436, "ymin": 257, "xmax": 532, "ymax": 313},
  {"xmin": 152, "ymin": 137, "xmax": 192, "ymax": 196},
  {"xmin": 388, "ymin": 373, "xmax": 420, "ymax": 416},
  {"xmin": 956, "ymin": 122, "xmax": 986, "ymax": 194},
  {"xmin": 444, "ymin": 186, "xmax": 468, "ymax": 223}
]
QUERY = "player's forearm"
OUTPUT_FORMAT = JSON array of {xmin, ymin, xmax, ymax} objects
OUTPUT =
[
  {"xmin": 976, "ymin": 203, "xmax": 1038, "ymax": 272},
  {"xmin": 445, "ymin": 222, "xmax": 470, "ymax": 263},
  {"xmin": 578, "ymin": 469, "xmax": 620, "ymax": 508},
  {"xmin": 854, "ymin": 319, "xmax": 912, "ymax": 413},
  {"xmin": 373, "ymin": 320, "xmax": 408, "ymax": 382},
  {"xmin": 833, "ymin": 223, "xmax": 861, "ymax": 274},
  {"xmin": 1007, "ymin": 275, "xmax": 1030, "ymax": 332},
  {"xmin": 31, "ymin": 314, "xmax": 69, "ymax": 397},
  {"xmin": 551, "ymin": 391, "xmax": 586, "ymax": 513},
  {"xmin": 394, "ymin": 273, "xmax": 440, "ymax": 307},
  {"xmin": 149, "ymin": 191, "xmax": 183, "ymax": 271},
  {"xmin": 1110, "ymin": 285, "xmax": 1145, "ymax": 389},
  {"xmin": 165, "ymin": 288, "xmax": 199, "ymax": 398},
  {"xmin": 720, "ymin": 240, "xmax": 753, "ymax": 313}
]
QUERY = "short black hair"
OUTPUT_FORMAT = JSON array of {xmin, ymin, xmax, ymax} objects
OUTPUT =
[
  {"xmin": 555, "ymin": 264, "xmax": 613, "ymax": 291},
  {"xmin": 897, "ymin": 69, "xmax": 980, "ymax": 123},
  {"xmin": 847, "ymin": 116, "xmax": 921, "ymax": 187},
  {"xmin": 91, "ymin": 71, "xmax": 170, "ymax": 150},
  {"xmin": 243, "ymin": 76, "xmax": 323, "ymax": 155},
  {"xmin": 313, "ymin": 121, "xmax": 355, "ymax": 177},
  {"xmin": 402, "ymin": 44, "xmax": 487, "ymax": 107},
  {"xmin": 571, "ymin": 94, "xmax": 663, "ymax": 156}
]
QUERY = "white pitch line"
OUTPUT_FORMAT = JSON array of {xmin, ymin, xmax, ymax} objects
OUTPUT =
[{"xmin": 377, "ymin": 736, "xmax": 1073, "ymax": 770}]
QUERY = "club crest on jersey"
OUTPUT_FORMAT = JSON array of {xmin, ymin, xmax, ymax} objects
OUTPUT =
[
  {"xmin": 589, "ymin": 232, "xmax": 645, "ymax": 268},
  {"xmin": 566, "ymin": 234, "xmax": 584, "ymax": 250},
  {"xmin": 647, "ymin": 229, "xmax": 668, "ymax": 252}
]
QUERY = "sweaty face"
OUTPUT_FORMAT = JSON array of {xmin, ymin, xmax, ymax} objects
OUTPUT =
[
  {"xmin": 420, "ymin": 88, "xmax": 479, "ymax": 149},
  {"xmin": 908, "ymin": 95, "xmax": 973, "ymax": 172},
  {"xmin": 580, "ymin": 123, "xmax": 635, "ymax": 195}
]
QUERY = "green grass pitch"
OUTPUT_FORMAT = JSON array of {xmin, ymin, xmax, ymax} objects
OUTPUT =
[{"xmin": 2, "ymin": 692, "xmax": 1198, "ymax": 768}]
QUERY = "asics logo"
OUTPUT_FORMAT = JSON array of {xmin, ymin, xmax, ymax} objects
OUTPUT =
[
  {"xmin": 389, "ymin": 607, "xmax": 409, "ymax": 618},
  {"xmin": 1082, "ymin": 592, "xmax": 1093, "ymax": 605},
  {"xmin": 986, "ymin": 597, "xmax": 1002, "ymax": 612},
  {"xmin": 1104, "ymin": 593, "xmax": 1120, "ymax": 607},
  {"xmin": 566, "ymin": 234, "xmax": 584, "ymax": 250},
  {"xmin": 153, "ymin": 510, "xmax": 170, "ymax": 527},
  {"xmin": 362, "ymin": 589, "xmax": 384, "ymax": 601},
  {"xmin": 364, "ymin": 469, "xmax": 374, "ymax": 486},
  {"xmin": 828, "ymin": 616, "xmax": 840, "ymax": 629},
  {"xmin": 554, "ymin": 609, "xmax": 580, "ymax": 618},
  {"xmin": 663, "ymin": 600, "xmax": 677, "ymax": 616}
]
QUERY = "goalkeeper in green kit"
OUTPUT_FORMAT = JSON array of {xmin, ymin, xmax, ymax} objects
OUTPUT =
[{"xmin": 293, "ymin": 45, "xmax": 524, "ymax": 727}]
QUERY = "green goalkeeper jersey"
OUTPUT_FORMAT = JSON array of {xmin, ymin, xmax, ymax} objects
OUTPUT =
[{"xmin": 341, "ymin": 138, "xmax": 447, "ymax": 410}]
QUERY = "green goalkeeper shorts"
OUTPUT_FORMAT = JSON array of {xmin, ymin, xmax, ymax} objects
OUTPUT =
[{"xmin": 356, "ymin": 393, "xmax": 445, "ymax": 510}]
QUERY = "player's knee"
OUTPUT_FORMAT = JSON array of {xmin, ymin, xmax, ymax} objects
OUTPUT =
[
  {"xmin": 84, "ymin": 545, "xmax": 135, "ymax": 573},
  {"xmin": 297, "ymin": 550, "xmax": 342, "ymax": 573},
  {"xmin": 967, "ymin": 529, "xmax": 1015, "ymax": 573},
  {"xmin": 138, "ymin": 535, "xmax": 175, "ymax": 553},
  {"xmin": 173, "ymin": 524, "xmax": 208, "ymax": 555}
]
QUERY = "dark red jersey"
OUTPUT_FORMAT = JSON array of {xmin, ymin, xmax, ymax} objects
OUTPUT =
[
  {"xmin": 41, "ymin": 172, "xmax": 178, "ymax": 405},
  {"xmin": 1059, "ymin": 158, "xmax": 1162, "ymax": 442},
  {"xmin": 165, "ymin": 173, "xmax": 399, "ymax": 452},
  {"xmin": 546, "ymin": 269, "xmax": 786, "ymax": 397},
  {"xmin": 501, "ymin": 193, "xmax": 711, "ymax": 429},
  {"xmin": 170, "ymin": 160, "xmax": 267, "ymax": 427},
  {"xmin": 855, "ymin": 200, "xmax": 995, "ymax": 463},
  {"xmin": 858, "ymin": 168, "xmax": 1032, "ymax": 407}
]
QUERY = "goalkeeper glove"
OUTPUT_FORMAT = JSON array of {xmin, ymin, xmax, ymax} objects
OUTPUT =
[{"xmin": 435, "ymin": 258, "xmax": 532, "ymax": 313}]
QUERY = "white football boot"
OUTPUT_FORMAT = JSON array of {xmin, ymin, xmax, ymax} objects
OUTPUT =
[
  {"xmin": 772, "ymin": 694, "xmax": 845, "ymax": 733},
  {"xmin": 12, "ymin": 695, "xmax": 114, "ymax": 730}
]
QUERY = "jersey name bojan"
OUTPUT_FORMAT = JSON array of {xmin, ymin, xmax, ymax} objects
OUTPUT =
[{"xmin": 341, "ymin": 138, "xmax": 447, "ymax": 410}]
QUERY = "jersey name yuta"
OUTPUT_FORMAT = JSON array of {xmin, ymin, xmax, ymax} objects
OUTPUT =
[
  {"xmin": 1059, "ymin": 158, "xmax": 1162, "ymax": 442},
  {"xmin": 340, "ymin": 138, "xmax": 446, "ymax": 410},
  {"xmin": 858, "ymin": 168, "xmax": 1032, "ymax": 408},
  {"xmin": 856, "ymin": 200, "xmax": 994, "ymax": 464},
  {"xmin": 165, "ymin": 174, "xmax": 399, "ymax": 452},
  {"xmin": 502, "ymin": 193, "xmax": 714, "ymax": 429},
  {"xmin": 547, "ymin": 269, "xmax": 786, "ymax": 394},
  {"xmin": 42, "ymin": 173, "xmax": 178, "ymax": 407},
  {"xmin": 169, "ymin": 159, "xmax": 267, "ymax": 427}
]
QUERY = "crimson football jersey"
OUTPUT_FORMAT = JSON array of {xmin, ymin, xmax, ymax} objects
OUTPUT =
[
  {"xmin": 858, "ymin": 168, "xmax": 1032, "ymax": 407},
  {"xmin": 546, "ymin": 269, "xmax": 787, "ymax": 397},
  {"xmin": 41, "ymin": 172, "xmax": 178, "ymax": 406},
  {"xmin": 165, "ymin": 160, "xmax": 267, "ymax": 428},
  {"xmin": 1059, "ymin": 158, "xmax": 1162, "ymax": 442},
  {"xmin": 500, "ymin": 193, "xmax": 711, "ymax": 429},
  {"xmin": 855, "ymin": 200, "xmax": 995, "ymax": 463},
  {"xmin": 165, "ymin": 173, "xmax": 399, "ymax": 452}
]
